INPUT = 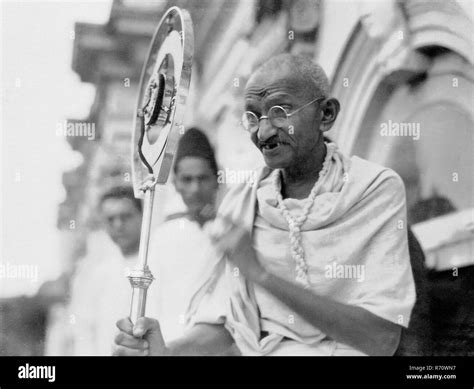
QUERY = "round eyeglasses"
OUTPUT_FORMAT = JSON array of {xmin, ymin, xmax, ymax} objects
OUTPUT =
[{"xmin": 241, "ymin": 97, "xmax": 325, "ymax": 133}]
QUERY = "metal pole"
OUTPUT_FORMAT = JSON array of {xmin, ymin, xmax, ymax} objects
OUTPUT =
[
  {"xmin": 128, "ymin": 6, "xmax": 193, "ymax": 327},
  {"xmin": 128, "ymin": 176, "xmax": 156, "ymax": 325}
]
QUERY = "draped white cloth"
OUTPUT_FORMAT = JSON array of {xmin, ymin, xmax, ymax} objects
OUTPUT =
[
  {"xmin": 68, "ymin": 209, "xmax": 220, "ymax": 353},
  {"xmin": 69, "ymin": 241, "xmax": 142, "ymax": 356},
  {"xmin": 147, "ymin": 217, "xmax": 219, "ymax": 343},
  {"xmin": 186, "ymin": 143, "xmax": 416, "ymax": 356}
]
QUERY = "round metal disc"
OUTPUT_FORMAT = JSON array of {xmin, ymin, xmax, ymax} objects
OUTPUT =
[{"xmin": 132, "ymin": 7, "xmax": 194, "ymax": 197}]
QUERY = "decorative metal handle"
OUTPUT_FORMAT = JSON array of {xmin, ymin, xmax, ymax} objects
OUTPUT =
[
  {"xmin": 128, "ymin": 266, "xmax": 154, "ymax": 325},
  {"xmin": 128, "ymin": 176, "xmax": 157, "ymax": 325}
]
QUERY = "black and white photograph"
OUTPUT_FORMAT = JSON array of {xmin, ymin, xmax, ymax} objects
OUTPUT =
[{"xmin": 1, "ymin": 0, "xmax": 473, "ymax": 386}]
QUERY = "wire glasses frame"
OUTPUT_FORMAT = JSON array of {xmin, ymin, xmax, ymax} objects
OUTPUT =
[{"xmin": 242, "ymin": 96, "xmax": 325, "ymax": 133}]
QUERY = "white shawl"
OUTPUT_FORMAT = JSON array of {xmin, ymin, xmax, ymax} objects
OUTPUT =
[{"xmin": 186, "ymin": 143, "xmax": 416, "ymax": 356}]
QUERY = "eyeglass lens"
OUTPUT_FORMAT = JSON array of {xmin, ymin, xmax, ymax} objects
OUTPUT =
[{"xmin": 243, "ymin": 106, "xmax": 289, "ymax": 131}]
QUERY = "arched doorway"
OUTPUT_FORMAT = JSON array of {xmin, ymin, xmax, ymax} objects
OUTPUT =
[
  {"xmin": 329, "ymin": 0, "xmax": 474, "ymax": 356},
  {"xmin": 329, "ymin": 0, "xmax": 473, "ymax": 268}
]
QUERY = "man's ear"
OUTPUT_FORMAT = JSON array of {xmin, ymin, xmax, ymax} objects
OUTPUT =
[{"xmin": 319, "ymin": 98, "xmax": 340, "ymax": 132}]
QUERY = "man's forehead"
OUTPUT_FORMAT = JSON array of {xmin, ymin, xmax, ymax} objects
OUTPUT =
[
  {"xmin": 177, "ymin": 156, "xmax": 213, "ymax": 173},
  {"xmin": 245, "ymin": 70, "xmax": 308, "ymax": 101},
  {"xmin": 102, "ymin": 198, "xmax": 135, "ymax": 213}
]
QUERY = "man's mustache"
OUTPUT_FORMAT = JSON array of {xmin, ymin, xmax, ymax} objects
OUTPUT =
[{"xmin": 257, "ymin": 135, "xmax": 288, "ymax": 149}]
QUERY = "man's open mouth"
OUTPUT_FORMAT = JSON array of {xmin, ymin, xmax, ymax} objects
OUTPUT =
[{"xmin": 262, "ymin": 142, "xmax": 283, "ymax": 150}]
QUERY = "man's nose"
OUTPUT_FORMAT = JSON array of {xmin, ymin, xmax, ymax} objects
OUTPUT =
[
  {"xmin": 257, "ymin": 118, "xmax": 278, "ymax": 143},
  {"xmin": 111, "ymin": 217, "xmax": 124, "ymax": 229},
  {"xmin": 188, "ymin": 180, "xmax": 201, "ymax": 194}
]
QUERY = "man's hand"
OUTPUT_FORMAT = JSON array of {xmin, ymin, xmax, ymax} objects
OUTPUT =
[
  {"xmin": 210, "ymin": 217, "xmax": 268, "ymax": 284},
  {"xmin": 113, "ymin": 317, "xmax": 168, "ymax": 356}
]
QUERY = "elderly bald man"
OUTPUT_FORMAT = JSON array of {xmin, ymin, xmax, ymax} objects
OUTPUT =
[{"xmin": 113, "ymin": 54, "xmax": 415, "ymax": 356}]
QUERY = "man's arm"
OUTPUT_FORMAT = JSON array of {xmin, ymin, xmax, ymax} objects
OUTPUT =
[
  {"xmin": 211, "ymin": 222, "xmax": 402, "ymax": 356},
  {"xmin": 167, "ymin": 323, "xmax": 234, "ymax": 356},
  {"xmin": 254, "ymin": 271, "xmax": 401, "ymax": 356},
  {"xmin": 113, "ymin": 317, "xmax": 234, "ymax": 356}
]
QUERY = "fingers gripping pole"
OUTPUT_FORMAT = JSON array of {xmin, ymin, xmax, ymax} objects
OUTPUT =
[{"xmin": 128, "ymin": 176, "xmax": 157, "ymax": 325}]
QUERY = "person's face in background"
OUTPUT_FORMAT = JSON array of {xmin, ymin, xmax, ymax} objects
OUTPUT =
[
  {"xmin": 173, "ymin": 156, "xmax": 218, "ymax": 220},
  {"xmin": 100, "ymin": 197, "xmax": 142, "ymax": 256}
]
